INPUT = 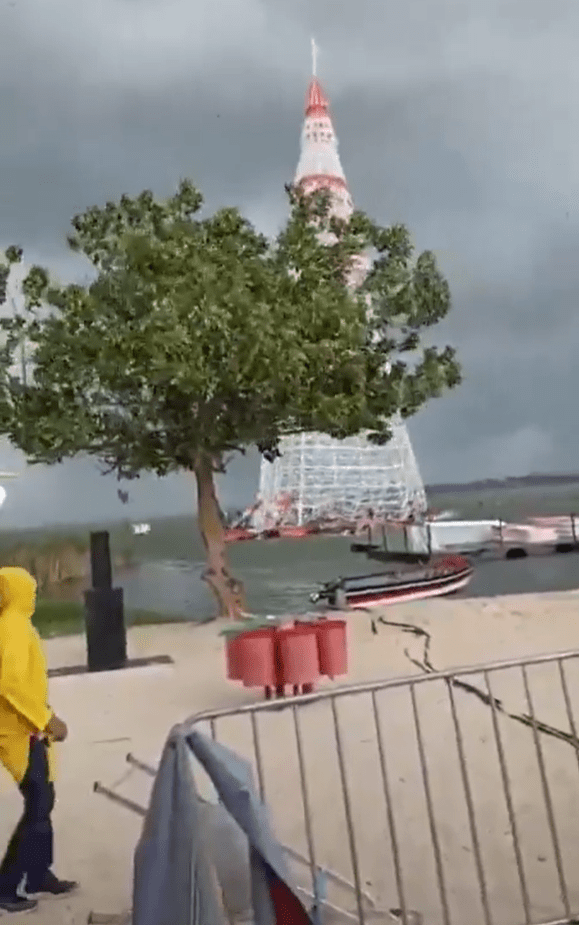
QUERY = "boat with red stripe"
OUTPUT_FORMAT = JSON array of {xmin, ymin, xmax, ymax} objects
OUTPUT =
[{"xmin": 310, "ymin": 553, "xmax": 473, "ymax": 609}]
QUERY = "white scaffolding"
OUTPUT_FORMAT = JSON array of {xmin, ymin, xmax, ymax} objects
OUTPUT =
[
  {"xmin": 245, "ymin": 69, "xmax": 428, "ymax": 533},
  {"xmin": 252, "ymin": 418, "xmax": 426, "ymax": 530}
]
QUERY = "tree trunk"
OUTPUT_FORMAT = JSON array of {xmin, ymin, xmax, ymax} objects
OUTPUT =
[{"xmin": 194, "ymin": 452, "xmax": 247, "ymax": 620}]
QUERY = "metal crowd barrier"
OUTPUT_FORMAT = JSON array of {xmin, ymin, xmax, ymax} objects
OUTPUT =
[{"xmin": 96, "ymin": 647, "xmax": 579, "ymax": 925}]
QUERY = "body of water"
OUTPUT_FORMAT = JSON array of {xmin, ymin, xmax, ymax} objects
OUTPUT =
[
  {"xmin": 109, "ymin": 482, "xmax": 579, "ymax": 621},
  {"xmin": 119, "ymin": 538, "xmax": 579, "ymax": 622}
]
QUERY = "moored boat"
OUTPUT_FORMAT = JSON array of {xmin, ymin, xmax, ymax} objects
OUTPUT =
[
  {"xmin": 277, "ymin": 524, "xmax": 316, "ymax": 539},
  {"xmin": 224, "ymin": 526, "xmax": 259, "ymax": 543},
  {"xmin": 310, "ymin": 554, "xmax": 473, "ymax": 609}
]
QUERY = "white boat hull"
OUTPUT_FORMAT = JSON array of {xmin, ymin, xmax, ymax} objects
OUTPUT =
[
  {"xmin": 390, "ymin": 515, "xmax": 578, "ymax": 554},
  {"xmin": 406, "ymin": 520, "xmax": 502, "ymax": 553},
  {"xmin": 356, "ymin": 570, "xmax": 473, "ymax": 608}
]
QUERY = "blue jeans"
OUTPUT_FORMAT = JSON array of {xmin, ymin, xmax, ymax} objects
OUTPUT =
[{"xmin": 0, "ymin": 737, "xmax": 54, "ymax": 896}]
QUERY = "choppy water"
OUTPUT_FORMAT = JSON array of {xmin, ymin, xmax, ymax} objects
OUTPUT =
[
  {"xmin": 9, "ymin": 483, "xmax": 578, "ymax": 621},
  {"xmin": 118, "ymin": 541, "xmax": 579, "ymax": 622},
  {"xmin": 111, "ymin": 482, "xmax": 579, "ymax": 621}
]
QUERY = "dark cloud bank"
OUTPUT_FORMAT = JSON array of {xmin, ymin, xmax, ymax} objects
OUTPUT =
[{"xmin": 0, "ymin": 0, "xmax": 576, "ymax": 525}]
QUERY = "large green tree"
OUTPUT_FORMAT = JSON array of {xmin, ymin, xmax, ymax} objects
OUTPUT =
[{"xmin": 0, "ymin": 180, "xmax": 460, "ymax": 619}]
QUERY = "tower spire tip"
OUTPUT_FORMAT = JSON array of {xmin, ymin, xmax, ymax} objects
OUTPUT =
[{"xmin": 311, "ymin": 36, "xmax": 318, "ymax": 77}]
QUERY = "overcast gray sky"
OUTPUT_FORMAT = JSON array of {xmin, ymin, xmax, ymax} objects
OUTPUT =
[{"xmin": 0, "ymin": 0, "xmax": 577, "ymax": 526}]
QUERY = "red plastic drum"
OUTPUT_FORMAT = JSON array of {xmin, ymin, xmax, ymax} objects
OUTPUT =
[
  {"xmin": 225, "ymin": 633, "xmax": 245, "ymax": 680},
  {"xmin": 278, "ymin": 627, "xmax": 320, "ymax": 686},
  {"xmin": 316, "ymin": 620, "xmax": 348, "ymax": 678},
  {"xmin": 238, "ymin": 628, "xmax": 278, "ymax": 688}
]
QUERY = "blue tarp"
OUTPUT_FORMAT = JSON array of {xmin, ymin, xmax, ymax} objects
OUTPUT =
[{"xmin": 133, "ymin": 724, "xmax": 314, "ymax": 925}]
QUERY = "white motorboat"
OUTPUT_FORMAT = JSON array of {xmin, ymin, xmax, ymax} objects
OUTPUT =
[
  {"xmin": 381, "ymin": 513, "xmax": 579, "ymax": 557},
  {"xmin": 406, "ymin": 519, "xmax": 503, "ymax": 554}
]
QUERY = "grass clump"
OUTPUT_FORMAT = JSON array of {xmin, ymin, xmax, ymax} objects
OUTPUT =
[{"xmin": 33, "ymin": 599, "xmax": 187, "ymax": 638}]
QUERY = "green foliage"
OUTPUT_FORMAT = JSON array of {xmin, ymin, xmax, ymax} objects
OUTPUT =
[
  {"xmin": 33, "ymin": 599, "xmax": 186, "ymax": 639},
  {"xmin": 33, "ymin": 599, "xmax": 84, "ymax": 637},
  {"xmin": 0, "ymin": 179, "xmax": 461, "ymax": 478}
]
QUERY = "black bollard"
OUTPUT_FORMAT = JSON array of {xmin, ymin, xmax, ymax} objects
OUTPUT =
[
  {"xmin": 90, "ymin": 530, "xmax": 113, "ymax": 590},
  {"xmin": 84, "ymin": 531, "xmax": 127, "ymax": 672}
]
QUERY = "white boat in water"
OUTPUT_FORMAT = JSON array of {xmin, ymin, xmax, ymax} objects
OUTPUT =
[
  {"xmin": 494, "ymin": 515, "xmax": 578, "ymax": 546},
  {"xmin": 131, "ymin": 523, "xmax": 151, "ymax": 536},
  {"xmin": 397, "ymin": 513, "xmax": 579, "ymax": 554},
  {"xmin": 312, "ymin": 554, "xmax": 474, "ymax": 608},
  {"xmin": 406, "ymin": 519, "xmax": 502, "ymax": 553}
]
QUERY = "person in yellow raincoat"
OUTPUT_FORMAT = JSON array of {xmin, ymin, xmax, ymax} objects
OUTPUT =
[{"xmin": 0, "ymin": 567, "xmax": 77, "ymax": 913}]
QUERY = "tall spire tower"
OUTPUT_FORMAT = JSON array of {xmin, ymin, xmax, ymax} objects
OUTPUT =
[
  {"xmin": 251, "ymin": 48, "xmax": 427, "ymax": 532},
  {"xmin": 294, "ymin": 41, "xmax": 352, "ymax": 222}
]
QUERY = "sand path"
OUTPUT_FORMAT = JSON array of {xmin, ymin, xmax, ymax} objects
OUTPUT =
[{"xmin": 2, "ymin": 589, "xmax": 579, "ymax": 924}]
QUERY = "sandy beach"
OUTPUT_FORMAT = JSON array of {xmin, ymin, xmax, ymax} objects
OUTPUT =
[{"xmin": 3, "ymin": 589, "xmax": 579, "ymax": 925}]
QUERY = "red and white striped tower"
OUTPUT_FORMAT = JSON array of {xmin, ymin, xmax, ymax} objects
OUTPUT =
[
  {"xmin": 294, "ymin": 41, "xmax": 369, "ymax": 285},
  {"xmin": 295, "ymin": 49, "xmax": 351, "ymax": 217},
  {"xmin": 252, "ymin": 45, "xmax": 426, "ymax": 531}
]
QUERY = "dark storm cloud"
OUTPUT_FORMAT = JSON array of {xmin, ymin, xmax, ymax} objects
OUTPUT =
[{"xmin": 0, "ymin": 0, "xmax": 577, "ymax": 524}]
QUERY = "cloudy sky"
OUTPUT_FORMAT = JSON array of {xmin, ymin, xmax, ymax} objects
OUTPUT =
[{"xmin": 0, "ymin": 0, "xmax": 577, "ymax": 526}]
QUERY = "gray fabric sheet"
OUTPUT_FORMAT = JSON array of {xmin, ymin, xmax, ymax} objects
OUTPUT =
[{"xmin": 132, "ymin": 723, "xmax": 313, "ymax": 925}]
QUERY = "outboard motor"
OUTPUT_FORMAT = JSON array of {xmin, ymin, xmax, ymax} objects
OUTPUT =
[{"xmin": 310, "ymin": 578, "xmax": 347, "ymax": 609}]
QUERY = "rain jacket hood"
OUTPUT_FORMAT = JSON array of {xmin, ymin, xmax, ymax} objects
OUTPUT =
[
  {"xmin": 0, "ymin": 567, "xmax": 38, "ymax": 620},
  {"xmin": 0, "ymin": 567, "xmax": 54, "ymax": 783}
]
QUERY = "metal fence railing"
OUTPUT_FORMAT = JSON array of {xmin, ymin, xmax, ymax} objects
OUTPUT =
[{"xmin": 96, "ymin": 647, "xmax": 579, "ymax": 925}]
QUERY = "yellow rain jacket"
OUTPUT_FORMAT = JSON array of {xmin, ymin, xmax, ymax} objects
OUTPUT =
[{"xmin": 0, "ymin": 567, "xmax": 54, "ymax": 783}]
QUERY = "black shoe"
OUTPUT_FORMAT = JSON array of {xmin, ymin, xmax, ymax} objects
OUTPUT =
[
  {"xmin": 0, "ymin": 895, "xmax": 38, "ymax": 912},
  {"xmin": 34, "ymin": 870, "xmax": 79, "ymax": 895}
]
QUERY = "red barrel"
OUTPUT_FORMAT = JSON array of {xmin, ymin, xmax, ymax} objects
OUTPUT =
[
  {"xmin": 316, "ymin": 620, "xmax": 348, "ymax": 678},
  {"xmin": 225, "ymin": 633, "xmax": 246, "ymax": 680},
  {"xmin": 238, "ymin": 628, "xmax": 278, "ymax": 688},
  {"xmin": 278, "ymin": 627, "xmax": 320, "ymax": 686}
]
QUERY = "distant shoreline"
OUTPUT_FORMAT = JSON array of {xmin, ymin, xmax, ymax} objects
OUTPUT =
[
  {"xmin": 2, "ymin": 474, "xmax": 579, "ymax": 534},
  {"xmin": 426, "ymin": 474, "xmax": 579, "ymax": 494}
]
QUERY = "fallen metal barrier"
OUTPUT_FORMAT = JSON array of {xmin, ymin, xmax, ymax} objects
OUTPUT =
[{"xmin": 96, "ymin": 647, "xmax": 579, "ymax": 925}]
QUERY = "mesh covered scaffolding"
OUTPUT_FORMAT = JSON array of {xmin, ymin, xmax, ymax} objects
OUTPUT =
[
  {"xmin": 251, "ymin": 419, "xmax": 426, "ymax": 530},
  {"xmin": 245, "ymin": 68, "xmax": 427, "ymax": 532}
]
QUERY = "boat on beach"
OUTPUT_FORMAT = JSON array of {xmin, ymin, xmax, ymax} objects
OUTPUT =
[{"xmin": 310, "ymin": 553, "xmax": 473, "ymax": 609}]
